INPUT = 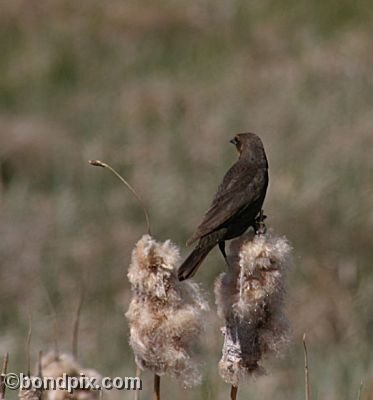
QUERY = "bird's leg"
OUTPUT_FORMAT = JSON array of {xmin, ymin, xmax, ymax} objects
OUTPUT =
[
  {"xmin": 218, "ymin": 241, "xmax": 229, "ymax": 266},
  {"xmin": 255, "ymin": 209, "xmax": 267, "ymax": 234}
]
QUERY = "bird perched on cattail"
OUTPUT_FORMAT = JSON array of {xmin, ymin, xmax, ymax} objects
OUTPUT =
[{"xmin": 178, "ymin": 133, "xmax": 269, "ymax": 281}]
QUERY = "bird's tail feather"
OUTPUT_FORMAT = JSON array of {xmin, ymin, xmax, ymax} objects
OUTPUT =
[{"xmin": 178, "ymin": 242, "xmax": 215, "ymax": 281}]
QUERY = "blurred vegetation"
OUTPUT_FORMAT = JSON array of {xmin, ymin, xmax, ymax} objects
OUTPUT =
[{"xmin": 0, "ymin": 1, "xmax": 373, "ymax": 399}]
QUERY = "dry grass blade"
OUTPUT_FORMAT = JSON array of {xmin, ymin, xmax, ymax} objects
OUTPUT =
[
  {"xmin": 0, "ymin": 353, "xmax": 9, "ymax": 400},
  {"xmin": 27, "ymin": 316, "xmax": 32, "ymax": 377},
  {"xmin": 356, "ymin": 381, "xmax": 363, "ymax": 400},
  {"xmin": 38, "ymin": 351, "xmax": 42, "ymax": 377},
  {"xmin": 89, "ymin": 160, "xmax": 151, "ymax": 235},
  {"xmin": 41, "ymin": 282, "xmax": 60, "ymax": 356},
  {"xmin": 37, "ymin": 351, "xmax": 43, "ymax": 400},
  {"xmin": 303, "ymin": 334, "xmax": 310, "ymax": 400},
  {"xmin": 72, "ymin": 280, "xmax": 85, "ymax": 359},
  {"xmin": 153, "ymin": 375, "xmax": 160, "ymax": 400}
]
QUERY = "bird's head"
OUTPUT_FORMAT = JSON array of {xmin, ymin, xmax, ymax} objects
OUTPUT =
[{"xmin": 230, "ymin": 132, "xmax": 264, "ymax": 157}]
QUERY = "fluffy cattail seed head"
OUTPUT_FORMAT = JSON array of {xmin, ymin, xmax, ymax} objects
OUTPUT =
[
  {"xmin": 215, "ymin": 230, "xmax": 291, "ymax": 386},
  {"xmin": 19, "ymin": 384, "xmax": 42, "ymax": 400},
  {"xmin": 125, "ymin": 235, "xmax": 208, "ymax": 388},
  {"xmin": 40, "ymin": 352, "xmax": 101, "ymax": 400}
]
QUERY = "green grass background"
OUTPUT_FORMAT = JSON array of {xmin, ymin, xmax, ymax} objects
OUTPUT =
[{"xmin": 0, "ymin": 1, "xmax": 372, "ymax": 399}]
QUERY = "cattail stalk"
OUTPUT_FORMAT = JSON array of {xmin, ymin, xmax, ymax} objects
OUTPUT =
[
  {"xmin": 88, "ymin": 160, "xmax": 151, "ymax": 394},
  {"xmin": 134, "ymin": 366, "xmax": 141, "ymax": 400},
  {"xmin": 126, "ymin": 235, "xmax": 208, "ymax": 389},
  {"xmin": 215, "ymin": 229, "xmax": 291, "ymax": 392},
  {"xmin": 230, "ymin": 386, "xmax": 238, "ymax": 400},
  {"xmin": 153, "ymin": 375, "xmax": 160, "ymax": 400}
]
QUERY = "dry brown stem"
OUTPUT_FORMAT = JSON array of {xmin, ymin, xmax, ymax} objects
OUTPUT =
[
  {"xmin": 18, "ymin": 351, "xmax": 43, "ymax": 400},
  {"xmin": 0, "ymin": 353, "xmax": 9, "ymax": 400},
  {"xmin": 303, "ymin": 334, "xmax": 310, "ymax": 400}
]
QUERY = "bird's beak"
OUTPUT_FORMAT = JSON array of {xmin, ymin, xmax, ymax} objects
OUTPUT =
[{"xmin": 230, "ymin": 138, "xmax": 238, "ymax": 145}]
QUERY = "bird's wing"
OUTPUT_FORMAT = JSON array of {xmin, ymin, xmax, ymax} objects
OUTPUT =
[{"xmin": 187, "ymin": 162, "xmax": 267, "ymax": 245}]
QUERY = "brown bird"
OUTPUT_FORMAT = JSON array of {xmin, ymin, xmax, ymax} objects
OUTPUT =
[{"xmin": 178, "ymin": 132, "xmax": 269, "ymax": 281}]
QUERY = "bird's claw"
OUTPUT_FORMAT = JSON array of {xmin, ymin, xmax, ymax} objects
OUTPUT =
[{"xmin": 254, "ymin": 209, "xmax": 267, "ymax": 235}]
